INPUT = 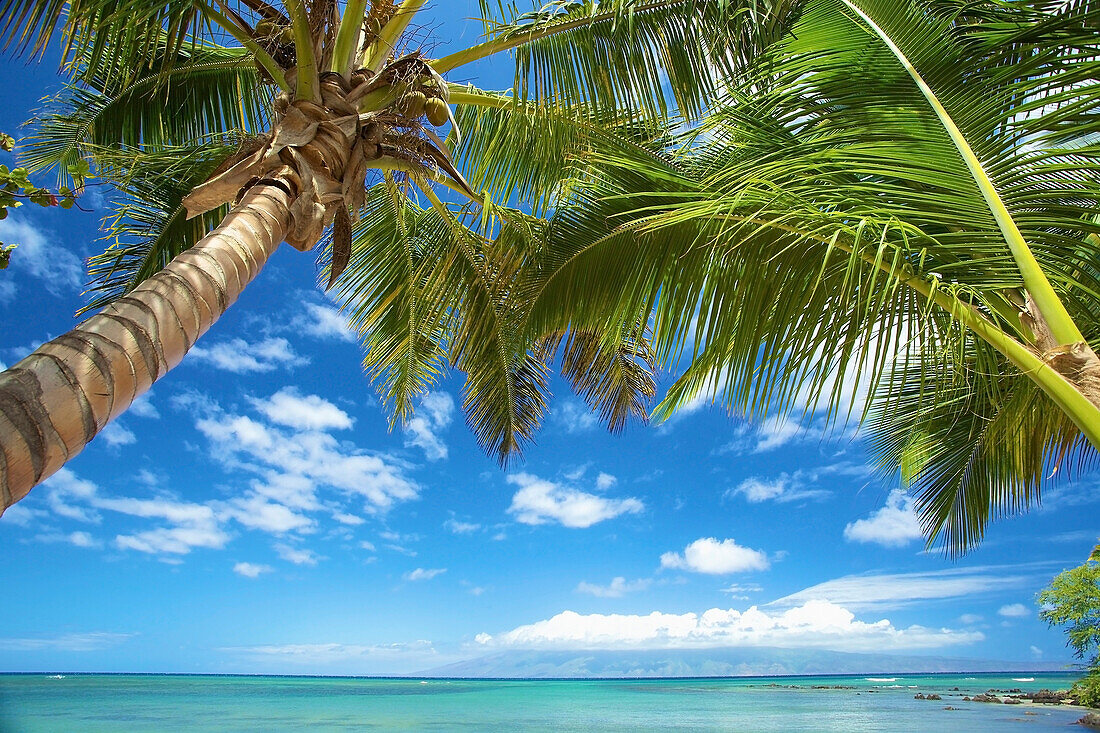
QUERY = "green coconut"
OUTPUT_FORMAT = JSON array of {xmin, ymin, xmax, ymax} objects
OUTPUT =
[
  {"xmin": 403, "ymin": 91, "xmax": 427, "ymax": 118},
  {"xmin": 424, "ymin": 97, "xmax": 450, "ymax": 127}
]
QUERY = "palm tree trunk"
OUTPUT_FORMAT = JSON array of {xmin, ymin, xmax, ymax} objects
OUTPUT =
[{"xmin": 0, "ymin": 181, "xmax": 295, "ymax": 515}]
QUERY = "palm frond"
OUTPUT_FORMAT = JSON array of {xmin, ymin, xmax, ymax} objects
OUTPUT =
[
  {"xmin": 462, "ymin": 0, "xmax": 801, "ymax": 119},
  {"xmin": 81, "ymin": 141, "xmax": 239, "ymax": 313},
  {"xmin": 21, "ymin": 38, "xmax": 271, "ymax": 187}
]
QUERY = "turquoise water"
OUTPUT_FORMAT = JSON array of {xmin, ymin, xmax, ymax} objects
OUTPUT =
[{"xmin": 0, "ymin": 672, "xmax": 1090, "ymax": 731}]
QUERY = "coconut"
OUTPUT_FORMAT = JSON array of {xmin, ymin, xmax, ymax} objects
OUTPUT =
[
  {"xmin": 403, "ymin": 91, "xmax": 427, "ymax": 118},
  {"xmin": 425, "ymin": 97, "xmax": 450, "ymax": 127}
]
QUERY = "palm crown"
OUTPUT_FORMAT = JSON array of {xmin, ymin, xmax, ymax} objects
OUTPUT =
[
  {"xmin": 521, "ymin": 0, "xmax": 1100, "ymax": 553},
  {"xmin": 0, "ymin": 0, "xmax": 767, "ymax": 511}
]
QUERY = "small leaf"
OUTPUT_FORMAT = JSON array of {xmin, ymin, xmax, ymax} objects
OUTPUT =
[{"xmin": 327, "ymin": 206, "xmax": 352, "ymax": 290}]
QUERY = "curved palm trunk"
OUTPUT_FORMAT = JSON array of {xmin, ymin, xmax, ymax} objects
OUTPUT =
[{"xmin": 0, "ymin": 182, "xmax": 295, "ymax": 515}]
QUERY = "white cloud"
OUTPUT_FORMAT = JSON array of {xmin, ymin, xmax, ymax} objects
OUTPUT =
[
  {"xmin": 959, "ymin": 613, "xmax": 983, "ymax": 625},
  {"xmin": 99, "ymin": 422, "xmax": 136, "ymax": 447},
  {"xmin": 0, "ymin": 503, "xmax": 46, "ymax": 526},
  {"xmin": 717, "ymin": 416, "xmax": 837, "ymax": 456},
  {"xmin": 998, "ymin": 603, "xmax": 1030, "ymax": 618},
  {"xmin": 250, "ymin": 388, "xmax": 353, "ymax": 431},
  {"xmin": 660, "ymin": 538, "xmax": 770, "ymax": 575},
  {"xmin": 107, "ymin": 498, "xmax": 231, "ymax": 555},
  {"xmin": 275, "ymin": 543, "xmax": 320, "ymax": 566},
  {"xmin": 403, "ymin": 392, "xmax": 454, "ymax": 461},
  {"xmin": 843, "ymin": 489, "xmax": 922, "ymax": 547},
  {"xmin": 507, "ymin": 473, "xmax": 644, "ymax": 528},
  {"xmin": 297, "ymin": 302, "xmax": 358, "ymax": 343},
  {"xmin": 727, "ymin": 474, "xmax": 832, "ymax": 505},
  {"xmin": 189, "ymin": 337, "xmax": 307, "ymax": 373},
  {"xmin": 220, "ymin": 640, "xmax": 439, "ymax": 671},
  {"xmin": 576, "ymin": 577, "xmax": 652, "ymax": 598},
  {"xmin": 234, "ymin": 562, "xmax": 273, "ymax": 578},
  {"xmin": 333, "ymin": 512, "xmax": 365, "ymax": 526},
  {"xmin": 595, "ymin": 473, "xmax": 617, "ymax": 490},
  {"xmin": 220, "ymin": 495, "xmax": 314, "ymax": 534},
  {"xmin": 475, "ymin": 600, "xmax": 982, "ymax": 652},
  {"xmin": 67, "ymin": 531, "xmax": 100, "ymax": 548},
  {"xmin": 721, "ymin": 583, "xmax": 763, "ymax": 600},
  {"xmin": 444, "ymin": 518, "xmax": 481, "ymax": 534},
  {"xmin": 43, "ymin": 468, "xmax": 101, "ymax": 523},
  {"xmin": 127, "ymin": 394, "xmax": 160, "ymax": 419},
  {"xmin": 115, "ymin": 525, "xmax": 230, "ymax": 555},
  {"xmin": 0, "ymin": 216, "xmax": 85, "ymax": 296},
  {"xmin": 405, "ymin": 567, "xmax": 447, "ymax": 581},
  {"xmin": 195, "ymin": 397, "xmax": 418, "ymax": 513},
  {"xmin": 555, "ymin": 401, "xmax": 597, "ymax": 433},
  {"xmin": 0, "ymin": 632, "xmax": 134, "ymax": 652},
  {"xmin": 771, "ymin": 566, "xmax": 1044, "ymax": 612}
]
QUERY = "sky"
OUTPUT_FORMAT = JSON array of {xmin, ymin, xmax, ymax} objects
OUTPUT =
[{"xmin": 0, "ymin": 1, "xmax": 1098, "ymax": 676}]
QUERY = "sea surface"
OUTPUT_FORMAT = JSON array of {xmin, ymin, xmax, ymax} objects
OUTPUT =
[{"xmin": 0, "ymin": 672, "xmax": 1090, "ymax": 731}]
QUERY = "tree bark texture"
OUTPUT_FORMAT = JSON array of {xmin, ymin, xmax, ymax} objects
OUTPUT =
[{"xmin": 0, "ymin": 183, "xmax": 294, "ymax": 515}]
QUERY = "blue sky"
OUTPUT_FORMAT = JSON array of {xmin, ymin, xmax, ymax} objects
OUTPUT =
[{"xmin": 0, "ymin": 1, "xmax": 1098, "ymax": 676}]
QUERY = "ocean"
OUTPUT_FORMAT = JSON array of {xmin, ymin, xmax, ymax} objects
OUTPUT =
[{"xmin": 0, "ymin": 672, "xmax": 1089, "ymax": 731}]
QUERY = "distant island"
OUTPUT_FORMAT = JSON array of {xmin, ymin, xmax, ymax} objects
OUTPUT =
[{"xmin": 419, "ymin": 647, "xmax": 1073, "ymax": 679}]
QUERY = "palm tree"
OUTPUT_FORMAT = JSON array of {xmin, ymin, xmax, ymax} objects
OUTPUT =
[
  {"xmin": 519, "ymin": 0, "xmax": 1100, "ymax": 553},
  {"xmin": 0, "ymin": 0, "xmax": 767, "ymax": 513}
]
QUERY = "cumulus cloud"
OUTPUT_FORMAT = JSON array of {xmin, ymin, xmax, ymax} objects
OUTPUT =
[
  {"xmin": 0, "ymin": 216, "xmax": 85, "ymax": 296},
  {"xmin": 127, "ymin": 394, "xmax": 160, "ymax": 419},
  {"xmin": 843, "ymin": 489, "xmax": 923, "ymax": 547},
  {"xmin": 37, "ymin": 470, "xmax": 231, "ymax": 556},
  {"xmin": 234, "ymin": 562, "xmax": 273, "ymax": 578},
  {"xmin": 219, "ymin": 495, "xmax": 314, "ymax": 534},
  {"xmin": 771, "ymin": 566, "xmax": 1043, "ymax": 612},
  {"xmin": 0, "ymin": 503, "xmax": 46, "ymax": 526},
  {"xmin": 444, "ymin": 518, "xmax": 481, "ymax": 534},
  {"xmin": 195, "ymin": 394, "xmax": 418, "ymax": 513},
  {"xmin": 475, "ymin": 600, "xmax": 982, "ymax": 652},
  {"xmin": 42, "ymin": 468, "xmax": 102, "ymax": 523},
  {"xmin": 660, "ymin": 538, "xmax": 770, "ymax": 575},
  {"xmin": 554, "ymin": 400, "xmax": 598, "ymax": 433},
  {"xmin": 403, "ymin": 391, "xmax": 454, "ymax": 461},
  {"xmin": 250, "ymin": 388, "xmax": 353, "ymax": 431},
  {"xmin": 99, "ymin": 422, "xmax": 137, "ymax": 447},
  {"xmin": 296, "ymin": 302, "xmax": 358, "ymax": 343},
  {"xmin": 998, "ymin": 603, "xmax": 1030, "ymax": 618},
  {"xmin": 189, "ymin": 337, "xmax": 307, "ymax": 373},
  {"xmin": 405, "ymin": 568, "xmax": 447, "ymax": 581},
  {"xmin": 275, "ymin": 543, "xmax": 320, "ymax": 566},
  {"xmin": 716, "ymin": 416, "xmax": 833, "ymax": 455},
  {"xmin": 576, "ymin": 577, "xmax": 652, "ymax": 598},
  {"xmin": 595, "ymin": 473, "xmax": 617, "ymax": 490},
  {"xmin": 727, "ymin": 474, "xmax": 831, "ymax": 504},
  {"xmin": 33, "ymin": 530, "xmax": 102, "ymax": 548},
  {"xmin": 507, "ymin": 473, "xmax": 644, "ymax": 528}
]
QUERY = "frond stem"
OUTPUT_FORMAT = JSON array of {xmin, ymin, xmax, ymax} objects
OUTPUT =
[
  {"xmin": 432, "ymin": 0, "xmax": 684, "ymax": 73},
  {"xmin": 364, "ymin": 0, "xmax": 429, "ymax": 73},
  {"xmin": 196, "ymin": 0, "xmax": 289, "ymax": 91},
  {"xmin": 284, "ymin": 0, "xmax": 319, "ymax": 101},
  {"xmin": 700, "ymin": 212, "xmax": 1100, "ymax": 447},
  {"xmin": 332, "ymin": 0, "xmax": 368, "ymax": 76},
  {"xmin": 838, "ymin": 0, "xmax": 1085, "ymax": 347}
]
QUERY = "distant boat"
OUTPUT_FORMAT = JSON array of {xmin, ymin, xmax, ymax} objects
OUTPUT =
[{"xmin": 45, "ymin": 675, "xmax": 65, "ymax": 679}]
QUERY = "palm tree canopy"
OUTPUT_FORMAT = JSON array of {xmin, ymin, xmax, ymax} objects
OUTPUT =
[
  {"xmin": 518, "ymin": 0, "xmax": 1100, "ymax": 554},
  {"xmin": 0, "ymin": 0, "xmax": 791, "ymax": 471}
]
